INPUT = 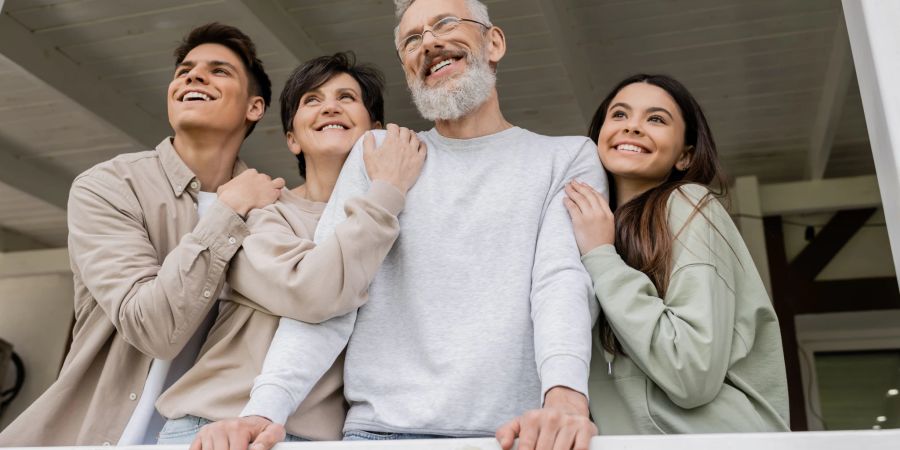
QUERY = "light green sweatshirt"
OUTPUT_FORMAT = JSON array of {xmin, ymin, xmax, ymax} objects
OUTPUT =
[{"xmin": 583, "ymin": 184, "xmax": 789, "ymax": 434}]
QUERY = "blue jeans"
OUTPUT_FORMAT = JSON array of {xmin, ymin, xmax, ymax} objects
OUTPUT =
[
  {"xmin": 157, "ymin": 415, "xmax": 310, "ymax": 445},
  {"xmin": 343, "ymin": 430, "xmax": 452, "ymax": 441}
]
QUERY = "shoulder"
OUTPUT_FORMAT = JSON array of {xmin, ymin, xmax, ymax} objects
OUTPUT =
[
  {"xmin": 73, "ymin": 150, "xmax": 160, "ymax": 187},
  {"xmin": 70, "ymin": 150, "xmax": 160, "ymax": 210},
  {"xmin": 519, "ymin": 129, "xmax": 594, "ymax": 153}
]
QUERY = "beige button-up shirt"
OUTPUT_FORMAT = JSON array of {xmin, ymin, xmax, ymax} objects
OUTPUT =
[{"xmin": 0, "ymin": 138, "xmax": 249, "ymax": 446}]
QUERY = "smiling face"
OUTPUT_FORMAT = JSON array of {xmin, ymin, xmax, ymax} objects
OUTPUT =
[
  {"xmin": 396, "ymin": 0, "xmax": 503, "ymax": 120},
  {"xmin": 597, "ymin": 82, "xmax": 692, "ymax": 190},
  {"xmin": 286, "ymin": 72, "xmax": 377, "ymax": 163},
  {"xmin": 167, "ymin": 43, "xmax": 263, "ymax": 137}
]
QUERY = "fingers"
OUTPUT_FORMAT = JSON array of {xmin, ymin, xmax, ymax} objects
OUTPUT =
[
  {"xmin": 189, "ymin": 433, "xmax": 203, "ymax": 450},
  {"xmin": 495, "ymin": 418, "xmax": 521, "ymax": 450},
  {"xmin": 271, "ymin": 177, "xmax": 285, "ymax": 189},
  {"xmin": 551, "ymin": 425, "xmax": 577, "ymax": 450},
  {"xmin": 573, "ymin": 423, "xmax": 596, "ymax": 450},
  {"xmin": 564, "ymin": 182, "xmax": 591, "ymax": 211},
  {"xmin": 363, "ymin": 131, "xmax": 376, "ymax": 153},
  {"xmin": 516, "ymin": 412, "xmax": 541, "ymax": 450},
  {"xmin": 249, "ymin": 423, "xmax": 285, "ymax": 450},
  {"xmin": 211, "ymin": 427, "xmax": 229, "ymax": 450}
]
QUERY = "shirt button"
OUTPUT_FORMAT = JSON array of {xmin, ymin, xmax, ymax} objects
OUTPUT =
[
  {"xmin": 129, "ymin": 393, "xmax": 137, "ymax": 400},
  {"xmin": 228, "ymin": 236, "xmax": 237, "ymax": 245},
  {"xmin": 103, "ymin": 442, "xmax": 111, "ymax": 446},
  {"xmin": 190, "ymin": 181, "xmax": 199, "ymax": 190},
  {"xmin": 203, "ymin": 290, "xmax": 211, "ymax": 298}
]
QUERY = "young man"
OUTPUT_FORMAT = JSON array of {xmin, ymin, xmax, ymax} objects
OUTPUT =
[
  {"xmin": 197, "ymin": 1, "xmax": 606, "ymax": 449},
  {"xmin": 0, "ymin": 23, "xmax": 283, "ymax": 446}
]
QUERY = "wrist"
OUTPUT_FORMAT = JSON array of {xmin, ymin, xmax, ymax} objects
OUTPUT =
[{"xmin": 544, "ymin": 386, "xmax": 589, "ymax": 417}]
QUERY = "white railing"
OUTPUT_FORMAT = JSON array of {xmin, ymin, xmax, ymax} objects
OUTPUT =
[{"xmin": 12, "ymin": 430, "xmax": 898, "ymax": 450}]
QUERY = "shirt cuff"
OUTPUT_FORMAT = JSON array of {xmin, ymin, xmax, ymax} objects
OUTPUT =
[
  {"xmin": 539, "ymin": 353, "xmax": 590, "ymax": 402},
  {"xmin": 364, "ymin": 180, "xmax": 406, "ymax": 216},
  {"xmin": 240, "ymin": 384, "xmax": 295, "ymax": 425},
  {"xmin": 195, "ymin": 199, "xmax": 250, "ymax": 260}
]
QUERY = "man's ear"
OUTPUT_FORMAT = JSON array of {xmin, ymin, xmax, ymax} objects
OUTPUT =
[
  {"xmin": 246, "ymin": 96, "xmax": 266, "ymax": 123},
  {"xmin": 286, "ymin": 130, "xmax": 302, "ymax": 156},
  {"xmin": 676, "ymin": 145, "xmax": 694, "ymax": 171},
  {"xmin": 487, "ymin": 26, "xmax": 506, "ymax": 66}
]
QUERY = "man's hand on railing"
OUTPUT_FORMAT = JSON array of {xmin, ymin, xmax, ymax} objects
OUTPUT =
[
  {"xmin": 189, "ymin": 416, "xmax": 285, "ymax": 450},
  {"xmin": 495, "ymin": 386, "xmax": 598, "ymax": 450}
]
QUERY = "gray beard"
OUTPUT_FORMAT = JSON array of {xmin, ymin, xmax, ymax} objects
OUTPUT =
[{"xmin": 407, "ymin": 51, "xmax": 496, "ymax": 121}]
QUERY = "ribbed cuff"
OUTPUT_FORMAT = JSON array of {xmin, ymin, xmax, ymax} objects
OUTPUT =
[
  {"xmin": 539, "ymin": 354, "xmax": 590, "ymax": 402},
  {"xmin": 365, "ymin": 180, "xmax": 406, "ymax": 216},
  {"xmin": 240, "ymin": 384, "xmax": 295, "ymax": 425}
]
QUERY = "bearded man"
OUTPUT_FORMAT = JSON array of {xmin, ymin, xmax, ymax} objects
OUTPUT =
[{"xmin": 194, "ymin": 1, "xmax": 607, "ymax": 450}]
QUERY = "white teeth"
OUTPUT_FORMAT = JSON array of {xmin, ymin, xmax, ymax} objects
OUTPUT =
[
  {"xmin": 616, "ymin": 144, "xmax": 643, "ymax": 153},
  {"xmin": 182, "ymin": 91, "xmax": 211, "ymax": 101},
  {"xmin": 322, "ymin": 124, "xmax": 346, "ymax": 130},
  {"xmin": 429, "ymin": 59, "xmax": 453, "ymax": 74}
]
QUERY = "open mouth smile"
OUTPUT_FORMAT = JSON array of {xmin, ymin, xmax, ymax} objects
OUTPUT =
[
  {"xmin": 614, "ymin": 143, "xmax": 649, "ymax": 154},
  {"xmin": 178, "ymin": 90, "xmax": 216, "ymax": 102}
]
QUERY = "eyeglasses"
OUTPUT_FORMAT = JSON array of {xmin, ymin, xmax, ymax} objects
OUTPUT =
[{"xmin": 397, "ymin": 16, "xmax": 490, "ymax": 56}]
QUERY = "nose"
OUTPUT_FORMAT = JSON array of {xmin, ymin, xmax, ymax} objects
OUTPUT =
[
  {"xmin": 320, "ymin": 97, "xmax": 342, "ymax": 115},
  {"xmin": 421, "ymin": 28, "xmax": 444, "ymax": 54},
  {"xmin": 185, "ymin": 66, "xmax": 207, "ymax": 84},
  {"xmin": 623, "ymin": 118, "xmax": 643, "ymax": 136}
]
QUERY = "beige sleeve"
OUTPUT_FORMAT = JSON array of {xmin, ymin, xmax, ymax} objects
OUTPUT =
[
  {"xmin": 228, "ymin": 180, "xmax": 405, "ymax": 323},
  {"xmin": 67, "ymin": 171, "xmax": 249, "ymax": 360}
]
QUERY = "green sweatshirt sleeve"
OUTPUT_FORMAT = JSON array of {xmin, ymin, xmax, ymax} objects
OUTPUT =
[{"xmin": 582, "ymin": 188, "xmax": 739, "ymax": 409}]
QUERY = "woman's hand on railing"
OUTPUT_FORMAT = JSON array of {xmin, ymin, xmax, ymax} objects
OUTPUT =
[{"xmin": 189, "ymin": 415, "xmax": 285, "ymax": 450}]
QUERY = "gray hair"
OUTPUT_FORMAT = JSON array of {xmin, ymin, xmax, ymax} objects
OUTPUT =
[{"xmin": 393, "ymin": 0, "xmax": 492, "ymax": 48}]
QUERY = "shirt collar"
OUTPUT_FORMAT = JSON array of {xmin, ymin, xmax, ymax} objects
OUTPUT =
[{"xmin": 156, "ymin": 137, "xmax": 249, "ymax": 197}]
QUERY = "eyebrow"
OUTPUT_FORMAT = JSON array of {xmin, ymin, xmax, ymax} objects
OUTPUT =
[
  {"xmin": 400, "ymin": 13, "xmax": 455, "ymax": 37},
  {"xmin": 609, "ymin": 102, "xmax": 674, "ymax": 119},
  {"xmin": 302, "ymin": 86, "xmax": 362, "ymax": 98},
  {"xmin": 176, "ymin": 60, "xmax": 239, "ymax": 72}
]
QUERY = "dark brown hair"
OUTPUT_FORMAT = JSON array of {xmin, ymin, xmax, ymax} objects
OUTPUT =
[
  {"xmin": 588, "ymin": 74, "xmax": 727, "ymax": 354},
  {"xmin": 174, "ymin": 22, "xmax": 272, "ymax": 137},
  {"xmin": 280, "ymin": 52, "xmax": 385, "ymax": 178}
]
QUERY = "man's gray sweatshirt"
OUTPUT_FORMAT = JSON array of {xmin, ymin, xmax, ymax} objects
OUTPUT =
[{"xmin": 242, "ymin": 127, "xmax": 607, "ymax": 436}]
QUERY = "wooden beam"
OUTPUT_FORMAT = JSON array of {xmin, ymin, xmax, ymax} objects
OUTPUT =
[
  {"xmin": 0, "ymin": 14, "xmax": 168, "ymax": 149},
  {"xmin": 226, "ymin": 0, "xmax": 323, "ymax": 63},
  {"xmin": 796, "ymin": 277, "xmax": 900, "ymax": 314},
  {"xmin": 0, "ymin": 133, "xmax": 73, "ymax": 210},
  {"xmin": 807, "ymin": 15, "xmax": 853, "ymax": 180},
  {"xmin": 759, "ymin": 175, "xmax": 881, "ymax": 216},
  {"xmin": 763, "ymin": 215, "xmax": 808, "ymax": 431},
  {"xmin": 0, "ymin": 247, "xmax": 69, "ymax": 279},
  {"xmin": 789, "ymin": 208, "xmax": 877, "ymax": 281},
  {"xmin": 536, "ymin": 0, "xmax": 597, "ymax": 126},
  {"xmin": 842, "ymin": 0, "xmax": 900, "ymax": 286},
  {"xmin": 0, "ymin": 226, "xmax": 51, "ymax": 252}
]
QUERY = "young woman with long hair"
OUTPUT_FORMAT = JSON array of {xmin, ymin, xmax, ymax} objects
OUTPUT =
[{"xmin": 564, "ymin": 74, "xmax": 790, "ymax": 434}]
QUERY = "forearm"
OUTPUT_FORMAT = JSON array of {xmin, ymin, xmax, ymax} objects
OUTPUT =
[
  {"xmin": 583, "ymin": 246, "xmax": 734, "ymax": 407},
  {"xmin": 231, "ymin": 181, "xmax": 403, "ymax": 322},
  {"xmin": 241, "ymin": 312, "xmax": 356, "ymax": 424}
]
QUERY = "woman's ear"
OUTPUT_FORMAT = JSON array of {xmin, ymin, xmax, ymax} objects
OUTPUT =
[
  {"xmin": 675, "ymin": 145, "xmax": 694, "ymax": 171},
  {"xmin": 372, "ymin": 120, "xmax": 383, "ymax": 130},
  {"xmin": 286, "ymin": 131, "xmax": 302, "ymax": 156}
]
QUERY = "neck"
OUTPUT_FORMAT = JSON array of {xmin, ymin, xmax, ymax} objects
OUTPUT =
[
  {"xmin": 172, "ymin": 127, "xmax": 245, "ymax": 192},
  {"xmin": 613, "ymin": 176, "xmax": 661, "ymax": 208},
  {"xmin": 434, "ymin": 89, "xmax": 511, "ymax": 139},
  {"xmin": 292, "ymin": 154, "xmax": 345, "ymax": 203}
]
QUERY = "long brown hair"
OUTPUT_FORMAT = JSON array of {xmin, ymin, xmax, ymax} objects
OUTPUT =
[{"xmin": 587, "ymin": 74, "xmax": 727, "ymax": 354}]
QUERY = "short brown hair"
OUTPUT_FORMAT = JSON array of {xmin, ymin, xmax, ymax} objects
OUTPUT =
[{"xmin": 174, "ymin": 23, "xmax": 272, "ymax": 137}]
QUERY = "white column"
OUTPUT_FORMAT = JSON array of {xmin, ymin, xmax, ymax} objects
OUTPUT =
[
  {"xmin": 842, "ymin": 0, "xmax": 900, "ymax": 284},
  {"xmin": 733, "ymin": 176, "xmax": 772, "ymax": 297}
]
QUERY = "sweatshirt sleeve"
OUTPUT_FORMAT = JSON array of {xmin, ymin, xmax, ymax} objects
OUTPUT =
[
  {"xmin": 241, "ymin": 135, "xmax": 372, "ymax": 422},
  {"xmin": 530, "ymin": 138, "xmax": 607, "ymax": 400},
  {"xmin": 581, "ymin": 190, "xmax": 737, "ymax": 409},
  {"xmin": 68, "ymin": 171, "xmax": 248, "ymax": 360},
  {"xmin": 228, "ymin": 180, "xmax": 404, "ymax": 323}
]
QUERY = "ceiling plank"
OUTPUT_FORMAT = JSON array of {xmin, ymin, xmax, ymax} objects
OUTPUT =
[
  {"xmin": 0, "ymin": 14, "xmax": 169, "ymax": 149},
  {"xmin": 226, "ymin": 0, "xmax": 324, "ymax": 64},
  {"xmin": 807, "ymin": 14, "xmax": 853, "ymax": 180},
  {"xmin": 536, "ymin": 0, "xmax": 597, "ymax": 127},
  {"xmin": 0, "ymin": 133, "xmax": 73, "ymax": 210}
]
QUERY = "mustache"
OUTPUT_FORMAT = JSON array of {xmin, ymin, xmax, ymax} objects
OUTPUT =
[{"xmin": 420, "ymin": 50, "xmax": 467, "ymax": 78}]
